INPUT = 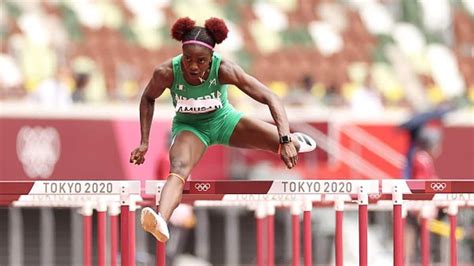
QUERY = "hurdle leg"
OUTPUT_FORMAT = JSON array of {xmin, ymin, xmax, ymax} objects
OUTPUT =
[
  {"xmin": 448, "ymin": 203, "xmax": 458, "ymax": 266},
  {"xmin": 40, "ymin": 207, "xmax": 54, "ymax": 266},
  {"xmin": 82, "ymin": 203, "xmax": 93, "ymax": 266},
  {"xmin": 420, "ymin": 205, "xmax": 430, "ymax": 266},
  {"xmin": 402, "ymin": 207, "xmax": 407, "ymax": 264},
  {"xmin": 267, "ymin": 203, "xmax": 275, "ymax": 266},
  {"xmin": 109, "ymin": 203, "xmax": 120, "ymax": 266},
  {"xmin": 129, "ymin": 201, "xmax": 136, "ymax": 266},
  {"xmin": 393, "ymin": 205, "xmax": 403, "ymax": 266},
  {"xmin": 303, "ymin": 200, "xmax": 312, "ymax": 266},
  {"xmin": 392, "ymin": 190, "xmax": 403, "ymax": 266},
  {"xmin": 156, "ymin": 202, "xmax": 166, "ymax": 266},
  {"xmin": 119, "ymin": 202, "xmax": 137, "ymax": 266},
  {"xmin": 120, "ymin": 183, "xmax": 137, "ymax": 266},
  {"xmin": 256, "ymin": 203, "xmax": 267, "ymax": 266},
  {"xmin": 358, "ymin": 190, "xmax": 368, "ymax": 266},
  {"xmin": 157, "ymin": 240, "xmax": 166, "ymax": 266},
  {"xmin": 335, "ymin": 199, "xmax": 344, "ymax": 266},
  {"xmin": 97, "ymin": 200, "xmax": 107, "ymax": 266},
  {"xmin": 225, "ymin": 207, "xmax": 240, "ymax": 266},
  {"xmin": 291, "ymin": 202, "xmax": 301, "ymax": 266},
  {"xmin": 9, "ymin": 207, "xmax": 23, "ymax": 266},
  {"xmin": 121, "ymin": 205, "xmax": 130, "ymax": 266}
]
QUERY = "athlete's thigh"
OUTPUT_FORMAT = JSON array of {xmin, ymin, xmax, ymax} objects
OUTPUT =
[
  {"xmin": 169, "ymin": 130, "xmax": 207, "ymax": 176},
  {"xmin": 228, "ymin": 116, "xmax": 279, "ymax": 152}
]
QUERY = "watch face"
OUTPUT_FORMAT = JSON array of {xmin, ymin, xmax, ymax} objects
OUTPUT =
[{"xmin": 280, "ymin": 135, "xmax": 291, "ymax": 143}]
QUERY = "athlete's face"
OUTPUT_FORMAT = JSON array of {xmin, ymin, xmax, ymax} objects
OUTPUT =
[{"xmin": 181, "ymin": 44, "xmax": 213, "ymax": 82}]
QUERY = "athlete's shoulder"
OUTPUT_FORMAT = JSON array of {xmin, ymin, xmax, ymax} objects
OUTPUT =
[
  {"xmin": 218, "ymin": 58, "xmax": 245, "ymax": 84},
  {"xmin": 219, "ymin": 58, "xmax": 243, "ymax": 75},
  {"xmin": 152, "ymin": 58, "xmax": 174, "ymax": 86},
  {"xmin": 219, "ymin": 57, "xmax": 238, "ymax": 71}
]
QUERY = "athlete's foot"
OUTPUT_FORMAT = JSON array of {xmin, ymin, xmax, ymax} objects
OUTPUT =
[
  {"xmin": 293, "ymin": 132, "xmax": 316, "ymax": 153},
  {"xmin": 141, "ymin": 207, "xmax": 170, "ymax": 242}
]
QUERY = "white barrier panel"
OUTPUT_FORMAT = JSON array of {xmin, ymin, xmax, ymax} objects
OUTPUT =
[
  {"xmin": 3, "ymin": 181, "xmax": 142, "ymax": 208},
  {"xmin": 382, "ymin": 180, "xmax": 474, "ymax": 194},
  {"xmin": 28, "ymin": 181, "xmax": 141, "ymax": 195},
  {"xmin": 145, "ymin": 180, "xmax": 379, "ymax": 196},
  {"xmin": 12, "ymin": 195, "xmax": 143, "ymax": 208},
  {"xmin": 267, "ymin": 180, "xmax": 378, "ymax": 194},
  {"xmin": 145, "ymin": 180, "xmax": 166, "ymax": 195}
]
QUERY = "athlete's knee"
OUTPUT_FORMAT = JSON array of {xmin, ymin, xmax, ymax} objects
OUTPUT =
[{"xmin": 169, "ymin": 157, "xmax": 192, "ymax": 177}]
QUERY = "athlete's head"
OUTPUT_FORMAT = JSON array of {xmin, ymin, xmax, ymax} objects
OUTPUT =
[
  {"xmin": 416, "ymin": 126, "xmax": 442, "ymax": 157},
  {"xmin": 171, "ymin": 17, "xmax": 228, "ymax": 81}
]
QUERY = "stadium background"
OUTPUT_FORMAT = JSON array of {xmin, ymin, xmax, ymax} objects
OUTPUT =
[{"xmin": 0, "ymin": 0, "xmax": 473, "ymax": 265}]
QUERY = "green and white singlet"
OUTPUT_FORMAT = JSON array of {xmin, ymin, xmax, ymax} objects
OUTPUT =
[{"xmin": 170, "ymin": 53, "xmax": 243, "ymax": 146}]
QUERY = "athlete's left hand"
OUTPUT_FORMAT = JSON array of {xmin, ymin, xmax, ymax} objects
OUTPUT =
[{"xmin": 280, "ymin": 142, "xmax": 298, "ymax": 169}]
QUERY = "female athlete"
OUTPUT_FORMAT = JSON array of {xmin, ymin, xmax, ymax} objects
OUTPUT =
[{"xmin": 129, "ymin": 17, "xmax": 316, "ymax": 242}]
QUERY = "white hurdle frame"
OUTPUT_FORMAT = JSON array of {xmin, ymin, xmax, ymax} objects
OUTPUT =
[
  {"xmin": 382, "ymin": 180, "xmax": 474, "ymax": 266},
  {"xmin": 1, "ymin": 181, "xmax": 141, "ymax": 266},
  {"xmin": 145, "ymin": 179, "xmax": 379, "ymax": 266}
]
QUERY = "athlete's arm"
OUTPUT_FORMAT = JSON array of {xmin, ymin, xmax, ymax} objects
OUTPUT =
[
  {"xmin": 130, "ymin": 60, "xmax": 173, "ymax": 165},
  {"xmin": 218, "ymin": 59, "xmax": 291, "ymax": 138}
]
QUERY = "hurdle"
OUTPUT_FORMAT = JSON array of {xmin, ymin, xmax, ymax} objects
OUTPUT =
[
  {"xmin": 146, "ymin": 179, "xmax": 379, "ymax": 266},
  {"xmin": 1, "ymin": 179, "xmax": 473, "ymax": 266},
  {"xmin": 0, "ymin": 180, "xmax": 141, "ymax": 266},
  {"xmin": 382, "ymin": 179, "xmax": 474, "ymax": 266},
  {"xmin": 192, "ymin": 196, "xmax": 321, "ymax": 266}
]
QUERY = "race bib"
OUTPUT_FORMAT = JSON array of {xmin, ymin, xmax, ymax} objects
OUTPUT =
[{"xmin": 176, "ymin": 98, "xmax": 223, "ymax": 114}]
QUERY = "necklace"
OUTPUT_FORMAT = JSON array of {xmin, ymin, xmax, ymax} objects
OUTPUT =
[{"xmin": 198, "ymin": 69, "xmax": 209, "ymax": 83}]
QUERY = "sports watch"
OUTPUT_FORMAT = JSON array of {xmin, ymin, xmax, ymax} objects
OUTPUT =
[{"xmin": 279, "ymin": 135, "xmax": 292, "ymax": 144}]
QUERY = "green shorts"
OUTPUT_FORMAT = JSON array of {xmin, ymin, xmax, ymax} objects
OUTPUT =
[{"xmin": 172, "ymin": 105, "xmax": 243, "ymax": 147}]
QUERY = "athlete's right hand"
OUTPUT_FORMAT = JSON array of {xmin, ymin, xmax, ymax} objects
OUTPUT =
[
  {"xmin": 280, "ymin": 142, "xmax": 298, "ymax": 169},
  {"xmin": 130, "ymin": 144, "xmax": 149, "ymax": 165}
]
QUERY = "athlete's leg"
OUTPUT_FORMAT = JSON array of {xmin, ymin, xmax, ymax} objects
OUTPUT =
[
  {"xmin": 142, "ymin": 131, "xmax": 206, "ymax": 242},
  {"xmin": 159, "ymin": 131, "xmax": 207, "ymax": 221},
  {"xmin": 229, "ymin": 116, "xmax": 301, "ymax": 152}
]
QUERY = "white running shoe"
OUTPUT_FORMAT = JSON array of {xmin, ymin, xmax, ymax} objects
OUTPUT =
[
  {"xmin": 294, "ymin": 132, "xmax": 317, "ymax": 153},
  {"xmin": 141, "ymin": 207, "xmax": 170, "ymax": 242}
]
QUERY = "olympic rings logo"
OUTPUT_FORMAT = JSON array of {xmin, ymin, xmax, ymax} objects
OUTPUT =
[
  {"xmin": 430, "ymin": 182, "xmax": 447, "ymax": 191},
  {"xmin": 195, "ymin": 183, "xmax": 211, "ymax": 192},
  {"xmin": 369, "ymin": 193, "xmax": 382, "ymax": 200}
]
